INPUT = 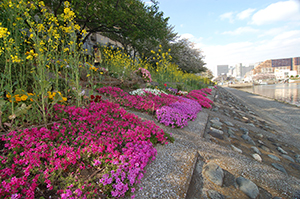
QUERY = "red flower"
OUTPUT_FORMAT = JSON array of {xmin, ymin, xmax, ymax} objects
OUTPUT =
[
  {"xmin": 91, "ymin": 95, "xmax": 95, "ymax": 99},
  {"xmin": 164, "ymin": 84, "xmax": 167, "ymax": 87}
]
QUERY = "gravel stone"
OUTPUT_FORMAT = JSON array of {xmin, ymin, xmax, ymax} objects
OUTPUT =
[
  {"xmin": 240, "ymin": 127, "xmax": 249, "ymax": 134},
  {"xmin": 277, "ymin": 147, "xmax": 288, "ymax": 154},
  {"xmin": 208, "ymin": 131, "xmax": 224, "ymax": 140},
  {"xmin": 272, "ymin": 163, "xmax": 287, "ymax": 174},
  {"xmin": 259, "ymin": 145, "xmax": 270, "ymax": 152},
  {"xmin": 251, "ymin": 146, "xmax": 261, "ymax": 155},
  {"xmin": 209, "ymin": 127, "xmax": 224, "ymax": 135},
  {"xmin": 241, "ymin": 134, "xmax": 256, "ymax": 145},
  {"xmin": 289, "ymin": 163, "xmax": 300, "ymax": 171},
  {"xmin": 281, "ymin": 154, "xmax": 295, "ymax": 162},
  {"xmin": 211, "ymin": 123, "xmax": 223, "ymax": 130},
  {"xmin": 268, "ymin": 155, "xmax": 281, "ymax": 161},
  {"xmin": 236, "ymin": 176, "xmax": 259, "ymax": 199},
  {"xmin": 203, "ymin": 163, "xmax": 224, "ymax": 187},
  {"xmin": 207, "ymin": 190, "xmax": 225, "ymax": 199},
  {"xmin": 231, "ymin": 145, "xmax": 242, "ymax": 153},
  {"xmin": 252, "ymin": 153, "xmax": 262, "ymax": 162},
  {"xmin": 224, "ymin": 121, "xmax": 234, "ymax": 126}
]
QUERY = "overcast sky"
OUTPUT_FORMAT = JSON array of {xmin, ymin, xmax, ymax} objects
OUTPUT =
[{"xmin": 143, "ymin": 0, "xmax": 300, "ymax": 76}]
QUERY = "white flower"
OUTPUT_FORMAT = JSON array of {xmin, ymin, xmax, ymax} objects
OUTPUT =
[
  {"xmin": 79, "ymin": 90, "xmax": 86, "ymax": 96},
  {"xmin": 129, "ymin": 88, "xmax": 167, "ymax": 96}
]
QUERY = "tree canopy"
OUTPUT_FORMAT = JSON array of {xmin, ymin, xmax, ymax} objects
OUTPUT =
[
  {"xmin": 41, "ymin": 0, "xmax": 206, "ymax": 74},
  {"xmin": 170, "ymin": 38, "xmax": 207, "ymax": 73},
  {"xmin": 43, "ymin": 0, "xmax": 169, "ymax": 54}
]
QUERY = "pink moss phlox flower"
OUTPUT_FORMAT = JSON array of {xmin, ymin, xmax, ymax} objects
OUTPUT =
[
  {"xmin": 1, "ymin": 98, "xmax": 169, "ymax": 198},
  {"xmin": 156, "ymin": 96, "xmax": 202, "ymax": 128},
  {"xmin": 97, "ymin": 87, "xmax": 178, "ymax": 112},
  {"xmin": 134, "ymin": 68, "xmax": 152, "ymax": 82},
  {"xmin": 184, "ymin": 89, "xmax": 214, "ymax": 109}
]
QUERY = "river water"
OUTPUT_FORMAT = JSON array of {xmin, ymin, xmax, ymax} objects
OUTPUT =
[{"xmin": 237, "ymin": 83, "xmax": 300, "ymax": 107}]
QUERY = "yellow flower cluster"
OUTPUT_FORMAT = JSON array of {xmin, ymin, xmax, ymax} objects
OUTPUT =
[
  {"xmin": 6, "ymin": 92, "xmax": 34, "ymax": 103},
  {"xmin": 47, "ymin": 91, "xmax": 67, "ymax": 102},
  {"xmin": 89, "ymin": 66, "xmax": 98, "ymax": 72},
  {"xmin": 62, "ymin": 2, "xmax": 75, "ymax": 22},
  {"xmin": 103, "ymin": 47, "xmax": 139, "ymax": 74},
  {"xmin": 6, "ymin": 91, "xmax": 67, "ymax": 103},
  {"xmin": 25, "ymin": 50, "xmax": 38, "ymax": 60},
  {"xmin": 10, "ymin": 54, "xmax": 21, "ymax": 63},
  {"xmin": 0, "ymin": 24, "xmax": 10, "ymax": 38}
]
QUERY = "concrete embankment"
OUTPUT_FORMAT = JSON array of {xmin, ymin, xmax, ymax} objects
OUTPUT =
[{"xmin": 130, "ymin": 86, "xmax": 300, "ymax": 199}]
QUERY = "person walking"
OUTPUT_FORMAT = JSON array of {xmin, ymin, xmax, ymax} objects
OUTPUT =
[{"xmin": 93, "ymin": 45, "xmax": 102, "ymax": 67}]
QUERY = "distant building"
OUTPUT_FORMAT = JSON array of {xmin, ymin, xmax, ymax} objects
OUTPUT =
[
  {"xmin": 227, "ymin": 66, "xmax": 234, "ymax": 77},
  {"xmin": 250, "ymin": 57, "xmax": 299, "ymax": 81},
  {"xmin": 293, "ymin": 57, "xmax": 300, "ymax": 75},
  {"xmin": 253, "ymin": 60, "xmax": 273, "ymax": 75},
  {"xmin": 242, "ymin": 65, "xmax": 254, "ymax": 78},
  {"xmin": 272, "ymin": 58, "xmax": 293, "ymax": 70},
  {"xmin": 217, "ymin": 65, "xmax": 229, "ymax": 76},
  {"xmin": 274, "ymin": 69, "xmax": 296, "ymax": 79},
  {"xmin": 234, "ymin": 63, "xmax": 243, "ymax": 80}
]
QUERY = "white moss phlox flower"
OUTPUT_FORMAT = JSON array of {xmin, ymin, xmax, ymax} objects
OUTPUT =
[{"xmin": 129, "ymin": 88, "xmax": 167, "ymax": 96}]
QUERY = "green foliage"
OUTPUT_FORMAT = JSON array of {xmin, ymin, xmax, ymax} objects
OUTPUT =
[
  {"xmin": 43, "ymin": 0, "xmax": 171, "ymax": 58},
  {"xmin": 171, "ymin": 38, "xmax": 206, "ymax": 73}
]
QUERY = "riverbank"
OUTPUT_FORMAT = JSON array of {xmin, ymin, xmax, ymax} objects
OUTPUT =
[
  {"xmin": 231, "ymin": 83, "xmax": 300, "ymax": 107},
  {"xmin": 132, "ymin": 86, "xmax": 300, "ymax": 199}
]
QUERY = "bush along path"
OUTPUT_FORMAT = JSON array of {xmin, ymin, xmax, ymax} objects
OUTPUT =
[{"xmin": 0, "ymin": 87, "xmax": 214, "ymax": 198}]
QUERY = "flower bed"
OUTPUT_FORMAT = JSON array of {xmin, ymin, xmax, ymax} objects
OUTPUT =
[
  {"xmin": 97, "ymin": 87, "xmax": 214, "ymax": 128},
  {"xmin": 0, "ymin": 99, "xmax": 172, "ymax": 198},
  {"xmin": 185, "ymin": 89, "xmax": 213, "ymax": 109},
  {"xmin": 97, "ymin": 87, "xmax": 179, "ymax": 113},
  {"xmin": 156, "ymin": 97, "xmax": 202, "ymax": 128}
]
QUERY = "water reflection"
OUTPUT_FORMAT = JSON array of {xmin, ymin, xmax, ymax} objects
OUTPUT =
[{"xmin": 238, "ymin": 83, "xmax": 300, "ymax": 106}]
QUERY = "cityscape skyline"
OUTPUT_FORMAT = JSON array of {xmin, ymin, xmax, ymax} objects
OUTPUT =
[{"xmin": 216, "ymin": 56, "xmax": 300, "ymax": 81}]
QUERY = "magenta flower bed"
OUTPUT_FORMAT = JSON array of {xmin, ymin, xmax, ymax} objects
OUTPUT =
[
  {"xmin": 185, "ymin": 89, "xmax": 213, "ymax": 109},
  {"xmin": 97, "ymin": 87, "xmax": 179, "ymax": 112},
  {"xmin": 156, "ymin": 97, "xmax": 202, "ymax": 128},
  {"xmin": 0, "ymin": 100, "xmax": 171, "ymax": 198},
  {"xmin": 97, "ymin": 86, "xmax": 214, "ymax": 128}
]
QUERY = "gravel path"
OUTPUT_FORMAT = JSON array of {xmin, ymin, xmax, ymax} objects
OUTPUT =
[{"xmin": 225, "ymin": 87, "xmax": 300, "ymax": 149}]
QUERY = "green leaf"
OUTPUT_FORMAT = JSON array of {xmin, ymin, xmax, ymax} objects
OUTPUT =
[
  {"xmin": 0, "ymin": 99, "xmax": 7, "ymax": 107},
  {"xmin": 9, "ymin": 103, "xmax": 32, "ymax": 120},
  {"xmin": 51, "ymin": 93, "xmax": 63, "ymax": 105}
]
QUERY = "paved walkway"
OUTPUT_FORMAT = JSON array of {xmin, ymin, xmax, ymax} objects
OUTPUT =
[{"xmin": 225, "ymin": 87, "xmax": 300, "ymax": 148}]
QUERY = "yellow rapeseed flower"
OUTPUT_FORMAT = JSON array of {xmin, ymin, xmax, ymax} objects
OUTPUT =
[
  {"xmin": 21, "ymin": 95, "xmax": 28, "ymax": 101},
  {"xmin": 15, "ymin": 96, "xmax": 21, "ymax": 102},
  {"xmin": 39, "ymin": 1, "xmax": 45, "ymax": 7},
  {"xmin": 0, "ymin": 26, "xmax": 10, "ymax": 38},
  {"xmin": 10, "ymin": 55, "xmax": 21, "ymax": 63}
]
